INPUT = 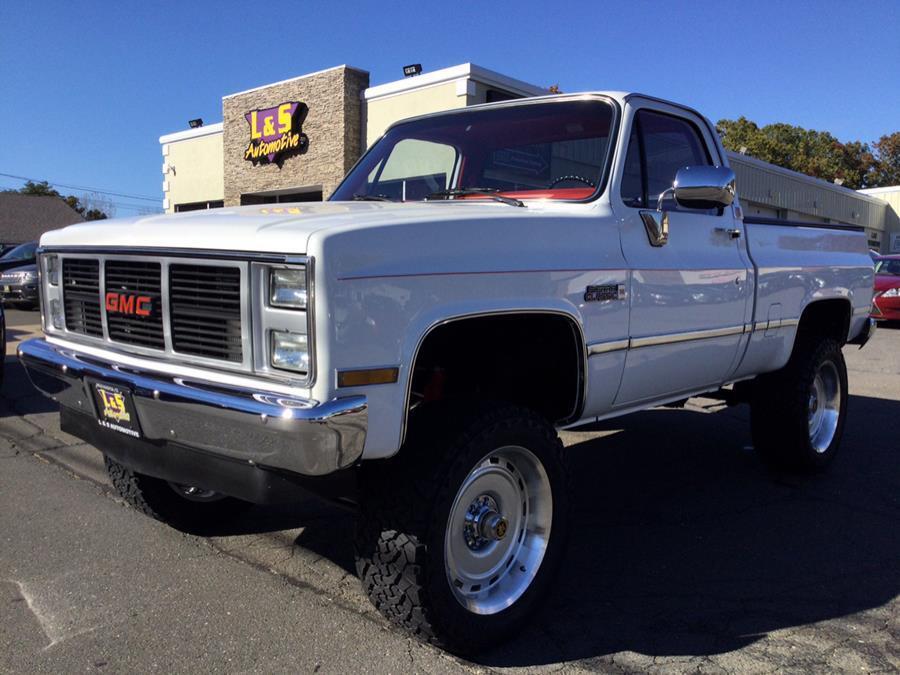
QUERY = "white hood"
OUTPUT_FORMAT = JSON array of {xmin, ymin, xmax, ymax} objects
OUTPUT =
[{"xmin": 39, "ymin": 201, "xmax": 547, "ymax": 254}]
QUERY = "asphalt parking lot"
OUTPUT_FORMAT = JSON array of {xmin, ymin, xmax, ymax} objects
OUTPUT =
[{"xmin": 2, "ymin": 306, "xmax": 898, "ymax": 673}]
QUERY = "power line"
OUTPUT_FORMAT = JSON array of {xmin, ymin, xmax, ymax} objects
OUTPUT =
[
  {"xmin": 0, "ymin": 180, "xmax": 162, "ymax": 214},
  {"xmin": 0, "ymin": 171, "xmax": 160, "ymax": 202}
]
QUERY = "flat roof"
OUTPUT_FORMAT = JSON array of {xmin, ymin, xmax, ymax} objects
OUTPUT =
[
  {"xmin": 363, "ymin": 63, "xmax": 546, "ymax": 101},
  {"xmin": 159, "ymin": 122, "xmax": 223, "ymax": 145},
  {"xmin": 728, "ymin": 151, "xmax": 889, "ymax": 206}
]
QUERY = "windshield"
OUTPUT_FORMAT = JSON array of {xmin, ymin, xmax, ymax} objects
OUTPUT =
[
  {"xmin": 876, "ymin": 259, "xmax": 900, "ymax": 275},
  {"xmin": 0, "ymin": 242, "xmax": 36, "ymax": 260},
  {"xmin": 332, "ymin": 99, "xmax": 615, "ymax": 203}
]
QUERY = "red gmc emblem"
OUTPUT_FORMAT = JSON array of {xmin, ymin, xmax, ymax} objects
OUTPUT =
[{"xmin": 105, "ymin": 292, "xmax": 153, "ymax": 317}]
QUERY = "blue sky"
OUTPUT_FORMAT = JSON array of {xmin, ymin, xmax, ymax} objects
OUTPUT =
[{"xmin": 1, "ymin": 0, "xmax": 898, "ymax": 216}]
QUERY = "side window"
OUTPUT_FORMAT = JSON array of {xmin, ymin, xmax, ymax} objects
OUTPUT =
[
  {"xmin": 620, "ymin": 123, "xmax": 644, "ymax": 207},
  {"xmin": 619, "ymin": 109, "xmax": 713, "ymax": 209}
]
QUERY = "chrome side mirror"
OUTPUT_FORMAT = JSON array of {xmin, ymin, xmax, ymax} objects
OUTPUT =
[{"xmin": 673, "ymin": 165, "xmax": 736, "ymax": 210}]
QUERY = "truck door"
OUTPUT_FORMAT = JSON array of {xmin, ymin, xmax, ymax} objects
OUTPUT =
[{"xmin": 612, "ymin": 104, "xmax": 752, "ymax": 406}]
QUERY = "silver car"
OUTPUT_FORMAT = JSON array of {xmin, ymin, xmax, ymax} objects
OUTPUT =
[{"xmin": 0, "ymin": 264, "xmax": 39, "ymax": 309}]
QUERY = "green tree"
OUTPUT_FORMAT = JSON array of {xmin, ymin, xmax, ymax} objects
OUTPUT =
[
  {"xmin": 717, "ymin": 117, "xmax": 899, "ymax": 190},
  {"xmin": 7, "ymin": 180, "xmax": 110, "ymax": 220}
]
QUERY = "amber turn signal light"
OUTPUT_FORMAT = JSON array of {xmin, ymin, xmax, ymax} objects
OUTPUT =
[{"xmin": 337, "ymin": 367, "xmax": 400, "ymax": 388}]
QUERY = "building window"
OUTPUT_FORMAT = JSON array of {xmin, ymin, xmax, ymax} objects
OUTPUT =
[
  {"xmin": 240, "ymin": 191, "xmax": 323, "ymax": 205},
  {"xmin": 485, "ymin": 89, "xmax": 520, "ymax": 103},
  {"xmin": 175, "ymin": 200, "xmax": 224, "ymax": 212}
]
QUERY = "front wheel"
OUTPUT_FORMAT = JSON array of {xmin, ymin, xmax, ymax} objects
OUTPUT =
[
  {"xmin": 105, "ymin": 457, "xmax": 251, "ymax": 533},
  {"xmin": 750, "ymin": 337, "xmax": 848, "ymax": 472},
  {"xmin": 354, "ymin": 404, "xmax": 569, "ymax": 654}
]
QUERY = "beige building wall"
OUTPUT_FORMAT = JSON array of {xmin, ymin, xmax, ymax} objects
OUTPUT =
[
  {"xmin": 365, "ymin": 82, "xmax": 466, "ymax": 147},
  {"xmin": 161, "ymin": 126, "xmax": 224, "ymax": 213},
  {"xmin": 860, "ymin": 186, "xmax": 900, "ymax": 253},
  {"xmin": 363, "ymin": 64, "xmax": 547, "ymax": 149}
]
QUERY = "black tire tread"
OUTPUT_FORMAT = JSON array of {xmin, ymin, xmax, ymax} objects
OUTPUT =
[
  {"xmin": 354, "ymin": 402, "xmax": 568, "ymax": 653},
  {"xmin": 104, "ymin": 456, "xmax": 250, "ymax": 533},
  {"xmin": 751, "ymin": 336, "xmax": 848, "ymax": 472}
]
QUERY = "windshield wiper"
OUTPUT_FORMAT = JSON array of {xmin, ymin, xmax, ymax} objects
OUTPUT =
[
  {"xmin": 352, "ymin": 193, "xmax": 394, "ymax": 202},
  {"xmin": 425, "ymin": 188, "xmax": 524, "ymax": 208}
]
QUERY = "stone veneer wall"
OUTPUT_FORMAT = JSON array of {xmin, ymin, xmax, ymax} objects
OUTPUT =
[{"xmin": 222, "ymin": 66, "xmax": 369, "ymax": 206}]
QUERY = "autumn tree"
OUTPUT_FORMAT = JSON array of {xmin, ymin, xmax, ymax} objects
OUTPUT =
[{"xmin": 717, "ymin": 118, "xmax": 898, "ymax": 190}]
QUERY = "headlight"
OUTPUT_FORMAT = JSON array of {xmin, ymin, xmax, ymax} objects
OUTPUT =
[
  {"xmin": 49, "ymin": 299, "xmax": 63, "ymax": 329},
  {"xmin": 22, "ymin": 270, "xmax": 38, "ymax": 283},
  {"xmin": 46, "ymin": 255, "xmax": 59, "ymax": 286},
  {"xmin": 271, "ymin": 330, "xmax": 309, "ymax": 373},
  {"xmin": 881, "ymin": 287, "xmax": 900, "ymax": 298},
  {"xmin": 269, "ymin": 268, "xmax": 307, "ymax": 309}
]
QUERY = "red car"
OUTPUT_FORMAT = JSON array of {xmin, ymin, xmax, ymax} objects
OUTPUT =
[{"xmin": 872, "ymin": 255, "xmax": 900, "ymax": 321}]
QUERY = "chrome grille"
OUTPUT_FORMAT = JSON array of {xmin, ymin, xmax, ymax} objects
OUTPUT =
[
  {"xmin": 50, "ymin": 252, "xmax": 310, "ymax": 382},
  {"xmin": 105, "ymin": 260, "xmax": 164, "ymax": 349},
  {"xmin": 62, "ymin": 259, "xmax": 102, "ymax": 337},
  {"xmin": 170, "ymin": 264, "xmax": 243, "ymax": 363}
]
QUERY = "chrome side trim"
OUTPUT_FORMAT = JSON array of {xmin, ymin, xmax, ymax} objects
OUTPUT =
[
  {"xmin": 560, "ymin": 315, "xmax": 808, "ymax": 361},
  {"xmin": 587, "ymin": 324, "xmax": 748, "ymax": 357},
  {"xmin": 18, "ymin": 338, "xmax": 364, "ymax": 476},
  {"xmin": 630, "ymin": 324, "xmax": 745, "ymax": 349},
  {"xmin": 587, "ymin": 339, "xmax": 629, "ymax": 356}
]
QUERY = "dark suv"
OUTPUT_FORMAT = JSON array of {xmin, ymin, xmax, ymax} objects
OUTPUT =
[{"xmin": 0, "ymin": 241, "xmax": 37, "ymax": 273}]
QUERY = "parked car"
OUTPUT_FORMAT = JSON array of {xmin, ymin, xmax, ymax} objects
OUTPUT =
[
  {"xmin": 18, "ymin": 92, "xmax": 876, "ymax": 654},
  {"xmin": 0, "ymin": 241, "xmax": 37, "ymax": 273},
  {"xmin": 0, "ymin": 263, "xmax": 39, "ymax": 309},
  {"xmin": 872, "ymin": 255, "xmax": 900, "ymax": 321},
  {"xmin": 869, "ymin": 249, "xmax": 881, "ymax": 261}
]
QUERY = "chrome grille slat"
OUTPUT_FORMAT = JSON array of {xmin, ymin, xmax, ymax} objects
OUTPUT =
[
  {"xmin": 105, "ymin": 260, "xmax": 165, "ymax": 349},
  {"xmin": 169, "ymin": 264, "xmax": 243, "ymax": 363},
  {"xmin": 62, "ymin": 259, "xmax": 103, "ymax": 337}
]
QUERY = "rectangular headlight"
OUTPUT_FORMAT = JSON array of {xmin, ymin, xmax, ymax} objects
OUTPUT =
[
  {"xmin": 271, "ymin": 330, "xmax": 309, "ymax": 373},
  {"xmin": 46, "ymin": 255, "xmax": 59, "ymax": 286},
  {"xmin": 269, "ymin": 267, "xmax": 307, "ymax": 309}
]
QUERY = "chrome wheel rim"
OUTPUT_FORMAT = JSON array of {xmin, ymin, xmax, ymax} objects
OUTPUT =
[
  {"xmin": 444, "ymin": 445, "xmax": 552, "ymax": 615},
  {"xmin": 167, "ymin": 482, "xmax": 225, "ymax": 502},
  {"xmin": 808, "ymin": 360, "xmax": 841, "ymax": 453}
]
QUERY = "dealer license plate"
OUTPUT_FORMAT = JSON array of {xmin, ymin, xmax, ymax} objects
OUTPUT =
[{"xmin": 90, "ymin": 381, "xmax": 141, "ymax": 438}]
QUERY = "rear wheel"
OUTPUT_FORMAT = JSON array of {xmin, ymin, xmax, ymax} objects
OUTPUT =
[
  {"xmin": 354, "ymin": 403, "xmax": 569, "ymax": 654},
  {"xmin": 751, "ymin": 337, "xmax": 848, "ymax": 472},
  {"xmin": 105, "ymin": 457, "xmax": 250, "ymax": 533}
]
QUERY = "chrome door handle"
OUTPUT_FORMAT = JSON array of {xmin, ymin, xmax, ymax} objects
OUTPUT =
[{"xmin": 716, "ymin": 227, "xmax": 742, "ymax": 239}]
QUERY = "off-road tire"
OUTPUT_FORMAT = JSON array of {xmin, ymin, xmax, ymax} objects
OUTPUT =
[
  {"xmin": 354, "ymin": 403, "xmax": 570, "ymax": 655},
  {"xmin": 105, "ymin": 456, "xmax": 250, "ymax": 533},
  {"xmin": 750, "ymin": 336, "xmax": 848, "ymax": 472}
]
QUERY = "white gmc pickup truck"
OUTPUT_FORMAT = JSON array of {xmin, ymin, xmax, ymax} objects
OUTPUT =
[{"xmin": 20, "ymin": 92, "xmax": 875, "ymax": 653}]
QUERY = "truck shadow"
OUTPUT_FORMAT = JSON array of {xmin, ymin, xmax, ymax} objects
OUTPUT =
[
  {"xmin": 0, "ymin": 357, "xmax": 60, "ymax": 416},
  {"xmin": 478, "ymin": 394, "xmax": 900, "ymax": 666},
  {"xmin": 220, "ymin": 392, "xmax": 900, "ymax": 666},
  {"xmin": 4, "ymin": 350, "xmax": 898, "ymax": 665}
]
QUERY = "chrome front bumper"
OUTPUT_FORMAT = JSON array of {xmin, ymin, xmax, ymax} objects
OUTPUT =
[{"xmin": 17, "ymin": 338, "xmax": 366, "ymax": 477}]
